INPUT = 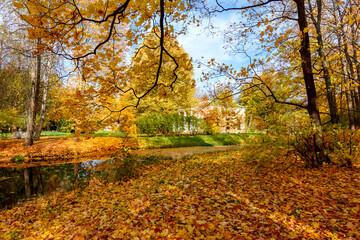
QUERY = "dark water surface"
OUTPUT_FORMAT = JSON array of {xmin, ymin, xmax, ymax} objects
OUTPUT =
[{"xmin": 0, "ymin": 159, "xmax": 122, "ymax": 210}]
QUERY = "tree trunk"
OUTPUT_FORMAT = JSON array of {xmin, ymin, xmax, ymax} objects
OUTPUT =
[
  {"xmin": 294, "ymin": 0, "xmax": 329, "ymax": 167},
  {"xmin": 309, "ymin": 0, "xmax": 338, "ymax": 124},
  {"xmin": 74, "ymin": 122, "xmax": 81, "ymax": 142},
  {"xmin": 34, "ymin": 54, "xmax": 52, "ymax": 141},
  {"xmin": 338, "ymin": 44, "xmax": 355, "ymax": 130},
  {"xmin": 0, "ymin": 39, "xmax": 3, "ymax": 71},
  {"xmin": 25, "ymin": 46, "xmax": 41, "ymax": 146},
  {"xmin": 357, "ymin": 87, "xmax": 360, "ymax": 126},
  {"xmin": 24, "ymin": 60, "xmax": 36, "ymax": 145},
  {"xmin": 25, "ymin": 39, "xmax": 42, "ymax": 145},
  {"xmin": 351, "ymin": 89, "xmax": 360, "ymax": 126},
  {"xmin": 349, "ymin": 0, "xmax": 360, "ymax": 127},
  {"xmin": 331, "ymin": 0, "xmax": 356, "ymax": 131},
  {"xmin": 24, "ymin": 168, "xmax": 31, "ymax": 198},
  {"xmin": 351, "ymin": 31, "xmax": 360, "ymax": 127},
  {"xmin": 34, "ymin": 166, "xmax": 43, "ymax": 194},
  {"xmin": 341, "ymin": 33, "xmax": 356, "ymax": 131},
  {"xmin": 74, "ymin": 163, "xmax": 79, "ymax": 185}
]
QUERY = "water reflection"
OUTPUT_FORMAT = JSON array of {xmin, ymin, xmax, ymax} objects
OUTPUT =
[
  {"xmin": 0, "ymin": 145, "xmax": 245, "ymax": 210},
  {"xmin": 0, "ymin": 159, "xmax": 121, "ymax": 210}
]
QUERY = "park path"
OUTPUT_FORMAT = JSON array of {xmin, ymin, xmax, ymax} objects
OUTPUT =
[{"xmin": 130, "ymin": 145, "xmax": 245, "ymax": 159}]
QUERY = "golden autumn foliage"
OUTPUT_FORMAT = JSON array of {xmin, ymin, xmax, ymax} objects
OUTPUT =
[
  {"xmin": 14, "ymin": 0, "xmax": 194, "ymax": 138},
  {"xmin": 0, "ymin": 150, "xmax": 359, "ymax": 239},
  {"xmin": 129, "ymin": 31, "xmax": 196, "ymax": 115},
  {"xmin": 48, "ymin": 85, "xmax": 138, "ymax": 137}
]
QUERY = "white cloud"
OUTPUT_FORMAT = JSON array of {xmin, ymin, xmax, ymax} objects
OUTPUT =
[{"xmin": 178, "ymin": 12, "xmax": 248, "ymax": 90}]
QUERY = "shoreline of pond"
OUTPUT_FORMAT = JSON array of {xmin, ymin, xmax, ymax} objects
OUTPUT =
[
  {"xmin": 0, "ymin": 143, "xmax": 246, "ymax": 168},
  {"xmin": 0, "ymin": 145, "xmax": 245, "ymax": 210}
]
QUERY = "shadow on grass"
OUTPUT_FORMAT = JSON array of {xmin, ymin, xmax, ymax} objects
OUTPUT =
[{"xmin": 139, "ymin": 133, "xmax": 253, "ymax": 149}]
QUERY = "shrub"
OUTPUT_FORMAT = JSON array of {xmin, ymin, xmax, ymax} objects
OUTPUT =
[
  {"xmin": 0, "ymin": 108, "xmax": 24, "ymax": 138},
  {"xmin": 137, "ymin": 112, "xmax": 204, "ymax": 136},
  {"xmin": 324, "ymin": 127, "xmax": 359, "ymax": 167}
]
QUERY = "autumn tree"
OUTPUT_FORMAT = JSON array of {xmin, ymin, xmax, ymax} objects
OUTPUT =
[
  {"xmin": 0, "ymin": 1, "xmax": 60, "ymax": 144},
  {"xmin": 195, "ymin": 97, "xmax": 221, "ymax": 134},
  {"xmin": 197, "ymin": 0, "xmax": 332, "ymax": 166},
  {"xmin": 129, "ymin": 31, "xmax": 196, "ymax": 115},
  {"xmin": 0, "ymin": 1, "xmax": 32, "ymax": 137},
  {"xmin": 237, "ymin": 71, "xmax": 308, "ymax": 133},
  {"xmin": 207, "ymin": 85, "xmax": 245, "ymax": 133},
  {"xmin": 326, "ymin": 0, "xmax": 360, "ymax": 130},
  {"xmin": 16, "ymin": 0, "xmax": 360, "ymax": 165},
  {"xmin": 47, "ymin": 25, "xmax": 138, "ymax": 138},
  {"xmin": 13, "ymin": 0, "xmax": 193, "ymax": 112},
  {"xmin": 11, "ymin": 0, "xmax": 200, "ymax": 141},
  {"xmin": 308, "ymin": 0, "xmax": 338, "ymax": 124}
]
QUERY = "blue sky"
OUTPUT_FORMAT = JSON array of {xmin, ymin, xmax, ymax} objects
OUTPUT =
[{"xmin": 177, "ymin": 11, "xmax": 249, "ymax": 91}]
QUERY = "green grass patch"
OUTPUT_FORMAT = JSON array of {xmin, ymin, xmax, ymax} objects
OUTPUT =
[
  {"xmin": 40, "ymin": 132, "xmax": 258, "ymax": 148},
  {"xmin": 92, "ymin": 131, "xmax": 127, "ymax": 138},
  {"xmin": 39, "ymin": 131, "xmax": 126, "ymax": 138},
  {"xmin": 138, "ymin": 133, "xmax": 257, "ymax": 149},
  {"xmin": 40, "ymin": 131, "xmax": 71, "ymax": 137},
  {"xmin": 4, "ymin": 130, "xmax": 258, "ymax": 149},
  {"xmin": 0, "ymin": 133, "xmax": 11, "ymax": 138}
]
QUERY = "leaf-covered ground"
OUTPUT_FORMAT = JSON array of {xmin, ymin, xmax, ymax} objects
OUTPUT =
[
  {"xmin": 1, "ymin": 150, "xmax": 359, "ymax": 239},
  {"xmin": 0, "ymin": 137, "xmax": 138, "ymax": 167}
]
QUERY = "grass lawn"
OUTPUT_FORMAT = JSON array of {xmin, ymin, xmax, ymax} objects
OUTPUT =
[
  {"xmin": 40, "ymin": 131, "xmax": 70, "ymax": 137},
  {"xmin": 40, "ymin": 131, "xmax": 127, "ymax": 138},
  {"xmin": 90, "ymin": 132, "xmax": 260, "ymax": 148},
  {"xmin": 138, "ymin": 133, "xmax": 258, "ymax": 149},
  {"xmin": 4, "ymin": 130, "xmax": 258, "ymax": 148}
]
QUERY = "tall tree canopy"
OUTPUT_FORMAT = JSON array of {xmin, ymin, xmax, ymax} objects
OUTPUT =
[
  {"xmin": 14, "ymin": 0, "xmax": 193, "ymax": 111},
  {"xmin": 129, "ymin": 31, "xmax": 196, "ymax": 115},
  {"xmin": 197, "ymin": 0, "xmax": 360, "ymax": 166},
  {"xmin": 11, "ymin": 0, "xmax": 360, "ymax": 166}
]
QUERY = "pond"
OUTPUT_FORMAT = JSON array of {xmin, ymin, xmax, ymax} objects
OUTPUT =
[
  {"xmin": 0, "ymin": 145, "xmax": 244, "ymax": 210},
  {"xmin": 0, "ymin": 159, "xmax": 124, "ymax": 210}
]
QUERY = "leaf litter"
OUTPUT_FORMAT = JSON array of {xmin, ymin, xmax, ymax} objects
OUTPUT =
[{"xmin": 0, "ymin": 150, "xmax": 359, "ymax": 239}]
